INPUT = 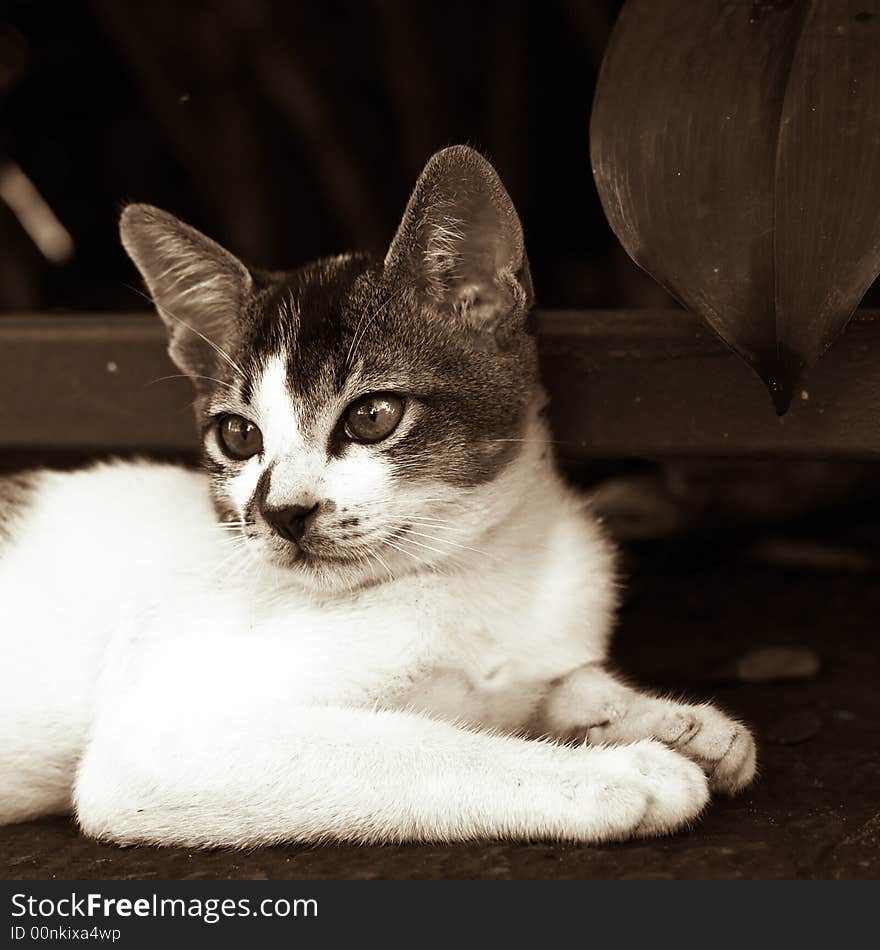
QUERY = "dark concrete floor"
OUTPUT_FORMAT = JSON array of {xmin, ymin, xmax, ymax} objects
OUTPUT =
[{"xmin": 3, "ymin": 556, "xmax": 878, "ymax": 879}]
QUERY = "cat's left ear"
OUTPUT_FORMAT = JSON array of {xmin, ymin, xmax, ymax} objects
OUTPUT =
[
  {"xmin": 384, "ymin": 146, "xmax": 533, "ymax": 334},
  {"xmin": 119, "ymin": 204, "xmax": 252, "ymax": 378}
]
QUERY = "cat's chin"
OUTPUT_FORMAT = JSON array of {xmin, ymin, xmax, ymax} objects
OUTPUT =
[
  {"xmin": 252, "ymin": 540, "xmax": 384, "ymax": 594},
  {"xmin": 242, "ymin": 530, "xmax": 438, "ymax": 595}
]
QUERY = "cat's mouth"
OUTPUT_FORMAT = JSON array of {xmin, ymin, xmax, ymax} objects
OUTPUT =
[
  {"xmin": 296, "ymin": 546, "xmax": 361, "ymax": 566},
  {"xmin": 240, "ymin": 521, "xmax": 425, "ymax": 584},
  {"xmin": 265, "ymin": 536, "xmax": 367, "ymax": 571},
  {"xmin": 284, "ymin": 523, "xmax": 416, "ymax": 572}
]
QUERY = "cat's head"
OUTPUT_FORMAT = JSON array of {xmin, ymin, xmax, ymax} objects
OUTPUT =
[{"xmin": 121, "ymin": 146, "xmax": 544, "ymax": 593}]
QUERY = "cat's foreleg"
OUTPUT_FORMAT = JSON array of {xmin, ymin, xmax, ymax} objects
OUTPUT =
[
  {"xmin": 74, "ymin": 702, "xmax": 709, "ymax": 847},
  {"xmin": 541, "ymin": 664, "xmax": 756, "ymax": 794}
]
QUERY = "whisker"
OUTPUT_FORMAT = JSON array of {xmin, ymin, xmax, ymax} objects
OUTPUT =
[
  {"xmin": 413, "ymin": 512, "xmax": 468, "ymax": 520},
  {"xmin": 362, "ymin": 549, "xmax": 379, "ymax": 584},
  {"xmin": 344, "ymin": 285, "xmax": 408, "ymax": 370},
  {"xmin": 370, "ymin": 547, "xmax": 395, "ymax": 580},
  {"xmin": 380, "ymin": 537, "xmax": 434, "ymax": 571},
  {"xmin": 215, "ymin": 525, "xmax": 252, "ymax": 538},
  {"xmin": 206, "ymin": 538, "xmax": 253, "ymax": 580},
  {"xmin": 394, "ymin": 533, "xmax": 457, "ymax": 560},
  {"xmin": 473, "ymin": 438, "xmax": 579, "ymax": 447},
  {"xmin": 398, "ymin": 519, "xmax": 456, "ymax": 529},
  {"xmin": 363, "ymin": 547, "xmax": 398, "ymax": 587},
  {"xmin": 123, "ymin": 282, "xmax": 248, "ymax": 380},
  {"xmin": 400, "ymin": 529, "xmax": 497, "ymax": 560},
  {"xmin": 217, "ymin": 533, "xmax": 251, "ymax": 549},
  {"xmin": 148, "ymin": 373, "xmax": 239, "ymax": 394},
  {"xmin": 394, "ymin": 512, "xmax": 457, "ymax": 522}
]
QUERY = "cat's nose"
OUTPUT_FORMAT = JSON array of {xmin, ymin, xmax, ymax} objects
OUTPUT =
[{"xmin": 262, "ymin": 502, "xmax": 319, "ymax": 544}]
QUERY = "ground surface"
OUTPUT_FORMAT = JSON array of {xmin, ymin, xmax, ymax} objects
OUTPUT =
[{"xmin": 3, "ymin": 555, "xmax": 878, "ymax": 880}]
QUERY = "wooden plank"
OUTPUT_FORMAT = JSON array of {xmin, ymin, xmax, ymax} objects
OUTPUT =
[
  {"xmin": 539, "ymin": 310, "xmax": 880, "ymax": 458},
  {"xmin": 1, "ymin": 310, "xmax": 879, "ymax": 457}
]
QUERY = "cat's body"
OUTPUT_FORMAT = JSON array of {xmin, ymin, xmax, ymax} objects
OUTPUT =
[
  {"xmin": 0, "ymin": 147, "xmax": 756, "ymax": 846},
  {"xmin": 0, "ymin": 432, "xmax": 610, "ymax": 829}
]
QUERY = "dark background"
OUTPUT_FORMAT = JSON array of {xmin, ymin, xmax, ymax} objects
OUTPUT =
[
  {"xmin": 4, "ymin": 1, "xmax": 880, "ymax": 318},
  {"xmin": 0, "ymin": 0, "xmax": 680, "ymax": 313}
]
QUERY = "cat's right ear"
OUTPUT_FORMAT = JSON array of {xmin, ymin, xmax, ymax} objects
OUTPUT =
[
  {"xmin": 119, "ymin": 204, "xmax": 252, "ymax": 378},
  {"xmin": 384, "ymin": 146, "xmax": 533, "ymax": 337}
]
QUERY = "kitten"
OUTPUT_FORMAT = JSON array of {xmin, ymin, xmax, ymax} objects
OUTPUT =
[{"xmin": 0, "ymin": 147, "xmax": 755, "ymax": 846}]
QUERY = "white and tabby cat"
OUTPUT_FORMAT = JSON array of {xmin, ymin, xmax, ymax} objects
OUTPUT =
[{"xmin": 0, "ymin": 147, "xmax": 755, "ymax": 846}]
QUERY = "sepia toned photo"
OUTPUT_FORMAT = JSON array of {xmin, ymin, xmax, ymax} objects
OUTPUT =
[{"xmin": 0, "ymin": 0, "xmax": 878, "ymax": 905}]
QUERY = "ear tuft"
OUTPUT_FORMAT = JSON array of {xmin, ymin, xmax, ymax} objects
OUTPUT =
[
  {"xmin": 120, "ymin": 204, "xmax": 252, "ymax": 378},
  {"xmin": 384, "ymin": 146, "xmax": 532, "ymax": 334}
]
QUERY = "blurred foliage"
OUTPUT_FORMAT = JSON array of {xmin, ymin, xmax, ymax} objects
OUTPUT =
[{"xmin": 0, "ymin": 0, "xmax": 674, "ymax": 312}]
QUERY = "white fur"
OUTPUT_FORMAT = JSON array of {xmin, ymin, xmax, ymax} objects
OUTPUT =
[
  {"xmin": 0, "ymin": 416, "xmax": 754, "ymax": 846},
  {"xmin": 253, "ymin": 354, "xmax": 307, "ymax": 461}
]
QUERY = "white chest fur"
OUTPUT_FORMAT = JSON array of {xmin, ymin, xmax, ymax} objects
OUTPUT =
[
  {"xmin": 208, "ymin": 481, "xmax": 617, "ymax": 730},
  {"xmin": 105, "ymin": 513, "xmax": 612, "ymax": 735}
]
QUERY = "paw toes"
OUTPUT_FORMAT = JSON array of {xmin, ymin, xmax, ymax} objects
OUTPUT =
[
  {"xmin": 668, "ymin": 707, "xmax": 758, "ymax": 795},
  {"xmin": 708, "ymin": 727, "xmax": 757, "ymax": 795},
  {"xmin": 660, "ymin": 711, "xmax": 702, "ymax": 747}
]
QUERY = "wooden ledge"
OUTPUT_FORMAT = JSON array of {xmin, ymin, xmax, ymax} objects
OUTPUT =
[{"xmin": 1, "ymin": 310, "xmax": 878, "ymax": 457}]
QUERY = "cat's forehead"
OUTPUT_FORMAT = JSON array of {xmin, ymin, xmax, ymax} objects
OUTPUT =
[
  {"xmin": 241, "ymin": 255, "xmax": 367, "ymax": 398},
  {"xmin": 237, "ymin": 254, "xmax": 446, "ymax": 410}
]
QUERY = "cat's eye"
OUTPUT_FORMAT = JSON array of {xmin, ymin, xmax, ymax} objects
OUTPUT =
[
  {"xmin": 343, "ymin": 393, "xmax": 404, "ymax": 444},
  {"xmin": 218, "ymin": 415, "xmax": 263, "ymax": 460}
]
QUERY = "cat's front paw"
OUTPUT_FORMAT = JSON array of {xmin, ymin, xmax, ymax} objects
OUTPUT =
[
  {"xmin": 616, "ymin": 703, "xmax": 756, "ymax": 794},
  {"xmin": 582, "ymin": 700, "xmax": 757, "ymax": 795},
  {"xmin": 583, "ymin": 740, "xmax": 710, "ymax": 840},
  {"xmin": 674, "ymin": 706, "xmax": 757, "ymax": 795}
]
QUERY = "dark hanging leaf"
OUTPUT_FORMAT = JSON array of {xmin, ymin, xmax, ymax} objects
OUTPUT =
[{"xmin": 590, "ymin": 0, "xmax": 880, "ymax": 413}]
